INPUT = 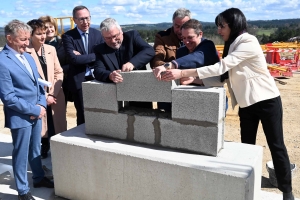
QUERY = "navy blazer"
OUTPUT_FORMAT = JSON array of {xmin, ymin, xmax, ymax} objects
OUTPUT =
[
  {"xmin": 175, "ymin": 38, "xmax": 220, "ymax": 69},
  {"xmin": 93, "ymin": 30, "xmax": 155, "ymax": 82},
  {"xmin": 0, "ymin": 46, "xmax": 46, "ymax": 129},
  {"xmin": 62, "ymin": 27, "xmax": 103, "ymax": 91}
]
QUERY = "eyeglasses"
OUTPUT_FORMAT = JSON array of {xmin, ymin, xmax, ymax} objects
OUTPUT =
[
  {"xmin": 75, "ymin": 16, "xmax": 91, "ymax": 24},
  {"xmin": 104, "ymin": 32, "xmax": 121, "ymax": 41},
  {"xmin": 217, "ymin": 23, "xmax": 229, "ymax": 29}
]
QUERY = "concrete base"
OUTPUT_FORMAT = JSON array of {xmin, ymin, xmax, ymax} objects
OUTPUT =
[{"xmin": 51, "ymin": 125, "xmax": 263, "ymax": 200}]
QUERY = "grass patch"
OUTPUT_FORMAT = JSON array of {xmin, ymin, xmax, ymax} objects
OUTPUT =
[{"xmin": 256, "ymin": 28, "xmax": 277, "ymax": 36}]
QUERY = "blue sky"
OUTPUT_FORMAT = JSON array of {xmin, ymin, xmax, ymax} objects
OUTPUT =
[{"xmin": 0, "ymin": 0, "xmax": 299, "ymax": 27}]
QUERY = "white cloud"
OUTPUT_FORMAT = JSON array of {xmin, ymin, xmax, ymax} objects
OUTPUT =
[
  {"xmin": 114, "ymin": 6, "xmax": 126, "ymax": 13},
  {"xmin": 125, "ymin": 13, "xmax": 142, "ymax": 18},
  {"xmin": 99, "ymin": 0, "xmax": 139, "ymax": 5}
]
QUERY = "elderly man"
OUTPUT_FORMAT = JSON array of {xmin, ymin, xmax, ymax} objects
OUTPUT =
[
  {"xmin": 93, "ymin": 18, "xmax": 154, "ymax": 108},
  {"xmin": 150, "ymin": 8, "xmax": 191, "ymax": 68},
  {"xmin": 62, "ymin": 5, "xmax": 103, "ymax": 125},
  {"xmin": 0, "ymin": 20, "xmax": 53, "ymax": 200}
]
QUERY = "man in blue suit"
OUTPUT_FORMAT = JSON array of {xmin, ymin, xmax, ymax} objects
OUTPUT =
[
  {"xmin": 0, "ymin": 20, "xmax": 54, "ymax": 200},
  {"xmin": 62, "ymin": 5, "xmax": 103, "ymax": 125}
]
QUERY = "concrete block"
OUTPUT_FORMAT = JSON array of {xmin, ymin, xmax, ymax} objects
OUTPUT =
[
  {"xmin": 85, "ymin": 111, "xmax": 127, "ymax": 140},
  {"xmin": 82, "ymin": 80, "xmax": 121, "ymax": 113},
  {"xmin": 133, "ymin": 114, "xmax": 156, "ymax": 144},
  {"xmin": 51, "ymin": 125, "xmax": 262, "ymax": 200},
  {"xmin": 159, "ymin": 118, "xmax": 223, "ymax": 156},
  {"xmin": 172, "ymin": 86, "xmax": 226, "ymax": 124},
  {"xmin": 117, "ymin": 70, "xmax": 177, "ymax": 102}
]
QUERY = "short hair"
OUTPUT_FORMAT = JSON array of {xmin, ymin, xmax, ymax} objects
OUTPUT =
[
  {"xmin": 172, "ymin": 8, "xmax": 191, "ymax": 21},
  {"xmin": 39, "ymin": 15, "xmax": 58, "ymax": 32},
  {"xmin": 181, "ymin": 19, "xmax": 203, "ymax": 35},
  {"xmin": 100, "ymin": 18, "xmax": 121, "ymax": 33},
  {"xmin": 4, "ymin": 19, "xmax": 32, "ymax": 37},
  {"xmin": 27, "ymin": 19, "xmax": 46, "ymax": 35},
  {"xmin": 73, "ymin": 5, "xmax": 89, "ymax": 18}
]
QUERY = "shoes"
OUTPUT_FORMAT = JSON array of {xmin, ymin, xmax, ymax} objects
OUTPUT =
[
  {"xmin": 33, "ymin": 177, "xmax": 54, "ymax": 188},
  {"xmin": 283, "ymin": 192, "xmax": 294, "ymax": 200},
  {"xmin": 18, "ymin": 192, "xmax": 35, "ymax": 200}
]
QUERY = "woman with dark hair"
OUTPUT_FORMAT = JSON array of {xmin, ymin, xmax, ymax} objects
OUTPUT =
[
  {"xmin": 155, "ymin": 8, "xmax": 294, "ymax": 200},
  {"xmin": 26, "ymin": 19, "xmax": 67, "ymax": 159}
]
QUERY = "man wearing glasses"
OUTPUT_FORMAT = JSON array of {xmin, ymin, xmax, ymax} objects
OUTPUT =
[
  {"xmin": 93, "ymin": 18, "xmax": 154, "ymax": 108},
  {"xmin": 62, "ymin": 5, "xmax": 103, "ymax": 125}
]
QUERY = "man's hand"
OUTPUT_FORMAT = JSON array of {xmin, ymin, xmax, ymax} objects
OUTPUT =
[
  {"xmin": 73, "ymin": 50, "xmax": 81, "ymax": 55},
  {"xmin": 122, "ymin": 62, "xmax": 134, "ymax": 72},
  {"xmin": 38, "ymin": 105, "xmax": 46, "ymax": 119},
  {"xmin": 47, "ymin": 95, "xmax": 57, "ymax": 106},
  {"xmin": 109, "ymin": 70, "xmax": 123, "ymax": 83},
  {"xmin": 153, "ymin": 66, "xmax": 166, "ymax": 81}
]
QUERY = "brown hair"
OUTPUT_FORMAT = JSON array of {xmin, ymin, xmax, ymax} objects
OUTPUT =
[{"xmin": 39, "ymin": 15, "xmax": 58, "ymax": 34}]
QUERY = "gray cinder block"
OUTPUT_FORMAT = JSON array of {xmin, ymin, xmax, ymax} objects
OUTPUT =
[
  {"xmin": 133, "ymin": 114, "xmax": 156, "ymax": 144},
  {"xmin": 82, "ymin": 80, "xmax": 121, "ymax": 113},
  {"xmin": 117, "ymin": 70, "xmax": 177, "ymax": 102},
  {"xmin": 51, "ymin": 125, "xmax": 263, "ymax": 200},
  {"xmin": 85, "ymin": 111, "xmax": 127, "ymax": 140},
  {"xmin": 159, "ymin": 118, "xmax": 223, "ymax": 156},
  {"xmin": 172, "ymin": 86, "xmax": 226, "ymax": 124}
]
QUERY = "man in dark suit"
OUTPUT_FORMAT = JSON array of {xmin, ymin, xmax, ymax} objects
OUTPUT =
[
  {"xmin": 93, "ymin": 18, "xmax": 155, "ymax": 108},
  {"xmin": 62, "ymin": 5, "xmax": 103, "ymax": 125},
  {"xmin": 0, "ymin": 20, "xmax": 53, "ymax": 200},
  {"xmin": 94, "ymin": 17, "xmax": 154, "ymax": 82}
]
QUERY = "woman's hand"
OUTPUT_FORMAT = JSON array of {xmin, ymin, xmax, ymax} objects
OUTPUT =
[
  {"xmin": 180, "ymin": 77, "xmax": 195, "ymax": 85},
  {"xmin": 161, "ymin": 69, "xmax": 182, "ymax": 81},
  {"xmin": 47, "ymin": 95, "xmax": 57, "ymax": 106},
  {"xmin": 153, "ymin": 66, "xmax": 166, "ymax": 81}
]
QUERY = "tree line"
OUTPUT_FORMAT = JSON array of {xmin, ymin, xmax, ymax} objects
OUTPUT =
[{"xmin": 1, "ymin": 18, "xmax": 300, "ymax": 47}]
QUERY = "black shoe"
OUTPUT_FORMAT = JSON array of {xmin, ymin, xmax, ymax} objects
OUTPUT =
[
  {"xmin": 18, "ymin": 192, "xmax": 35, "ymax": 200},
  {"xmin": 33, "ymin": 177, "xmax": 54, "ymax": 188},
  {"xmin": 283, "ymin": 192, "xmax": 294, "ymax": 200}
]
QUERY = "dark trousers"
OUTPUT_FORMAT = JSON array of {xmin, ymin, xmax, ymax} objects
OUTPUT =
[
  {"xmin": 73, "ymin": 88, "xmax": 85, "ymax": 126},
  {"xmin": 238, "ymin": 96, "xmax": 292, "ymax": 193},
  {"xmin": 72, "ymin": 76, "xmax": 94, "ymax": 126}
]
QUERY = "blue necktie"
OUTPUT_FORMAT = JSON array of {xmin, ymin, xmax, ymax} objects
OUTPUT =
[{"xmin": 82, "ymin": 32, "xmax": 88, "ymax": 54}]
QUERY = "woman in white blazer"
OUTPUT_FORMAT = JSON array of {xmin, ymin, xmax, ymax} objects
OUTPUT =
[{"xmin": 155, "ymin": 8, "xmax": 294, "ymax": 200}]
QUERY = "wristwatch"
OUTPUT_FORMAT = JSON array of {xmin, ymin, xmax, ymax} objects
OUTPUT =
[{"xmin": 164, "ymin": 63, "xmax": 171, "ymax": 70}]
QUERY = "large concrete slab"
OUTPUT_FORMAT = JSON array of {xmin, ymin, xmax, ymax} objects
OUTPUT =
[
  {"xmin": 172, "ymin": 86, "xmax": 226, "ymax": 124},
  {"xmin": 51, "ymin": 125, "xmax": 263, "ymax": 200},
  {"xmin": 117, "ymin": 70, "xmax": 177, "ymax": 102},
  {"xmin": 82, "ymin": 80, "xmax": 121, "ymax": 113}
]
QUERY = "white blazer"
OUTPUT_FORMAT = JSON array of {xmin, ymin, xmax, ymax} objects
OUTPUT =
[{"xmin": 196, "ymin": 33, "xmax": 280, "ymax": 108}]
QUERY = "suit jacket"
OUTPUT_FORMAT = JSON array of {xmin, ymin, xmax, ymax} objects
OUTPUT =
[
  {"xmin": 175, "ymin": 38, "xmax": 224, "ymax": 87},
  {"xmin": 196, "ymin": 33, "xmax": 280, "ymax": 108},
  {"xmin": 26, "ymin": 44, "xmax": 67, "ymax": 136},
  {"xmin": 0, "ymin": 46, "xmax": 46, "ymax": 129},
  {"xmin": 62, "ymin": 27, "xmax": 103, "ymax": 92},
  {"xmin": 93, "ymin": 30, "xmax": 155, "ymax": 82}
]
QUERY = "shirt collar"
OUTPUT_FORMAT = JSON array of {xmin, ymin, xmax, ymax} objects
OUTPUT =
[
  {"xmin": 77, "ymin": 27, "xmax": 89, "ymax": 35},
  {"xmin": 5, "ymin": 44, "xmax": 22, "ymax": 57}
]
